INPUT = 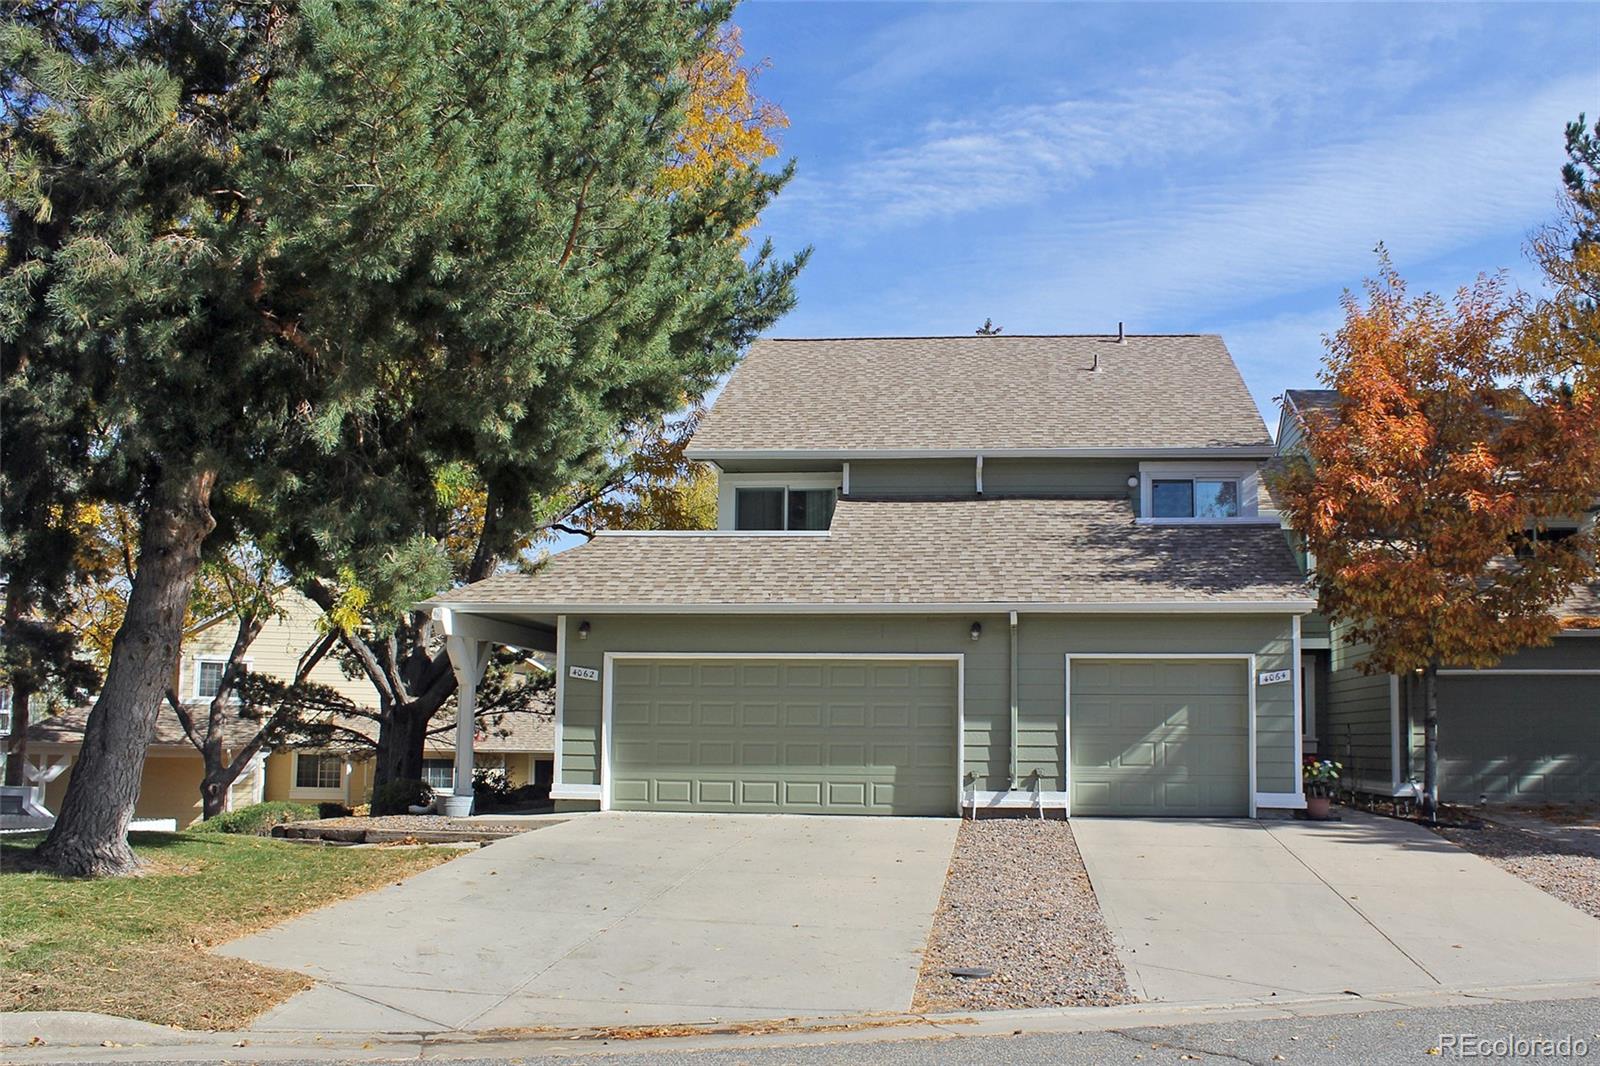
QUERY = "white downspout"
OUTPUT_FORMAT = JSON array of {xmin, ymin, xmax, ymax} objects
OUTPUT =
[{"xmin": 1009, "ymin": 610, "xmax": 1019, "ymax": 790}]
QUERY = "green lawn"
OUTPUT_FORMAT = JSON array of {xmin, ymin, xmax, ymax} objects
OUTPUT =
[{"xmin": 0, "ymin": 830, "xmax": 458, "ymax": 1029}]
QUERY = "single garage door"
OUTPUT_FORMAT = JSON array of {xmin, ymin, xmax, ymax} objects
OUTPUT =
[
  {"xmin": 1436, "ymin": 675, "xmax": 1600, "ymax": 804},
  {"xmin": 1069, "ymin": 658, "xmax": 1249, "ymax": 816},
  {"xmin": 609, "ymin": 657, "xmax": 957, "ymax": 815}
]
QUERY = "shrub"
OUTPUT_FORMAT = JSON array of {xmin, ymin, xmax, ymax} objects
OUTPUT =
[
  {"xmin": 370, "ymin": 778, "xmax": 434, "ymax": 816},
  {"xmin": 195, "ymin": 801, "xmax": 319, "ymax": 835},
  {"xmin": 317, "ymin": 802, "xmax": 353, "ymax": 819},
  {"xmin": 472, "ymin": 766, "xmax": 513, "ymax": 804}
]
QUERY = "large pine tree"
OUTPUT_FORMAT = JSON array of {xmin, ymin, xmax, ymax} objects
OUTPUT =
[{"xmin": 3, "ymin": 0, "xmax": 801, "ymax": 875}]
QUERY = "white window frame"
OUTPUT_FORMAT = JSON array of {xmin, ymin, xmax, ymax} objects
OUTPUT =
[
  {"xmin": 716, "ymin": 472, "xmax": 844, "ymax": 531},
  {"xmin": 420, "ymin": 757, "xmax": 456, "ymax": 793},
  {"xmin": 192, "ymin": 655, "xmax": 250, "ymax": 702},
  {"xmin": 0, "ymin": 687, "xmax": 11, "ymax": 737},
  {"xmin": 1136, "ymin": 461, "xmax": 1272, "ymax": 524},
  {"xmin": 288, "ymin": 750, "xmax": 348, "ymax": 800}
]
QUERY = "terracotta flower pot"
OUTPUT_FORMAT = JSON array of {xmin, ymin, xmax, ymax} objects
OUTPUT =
[{"xmin": 1306, "ymin": 794, "xmax": 1332, "ymax": 820}]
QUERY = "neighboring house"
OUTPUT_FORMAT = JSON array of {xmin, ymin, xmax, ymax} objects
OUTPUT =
[
  {"xmin": 426, "ymin": 334, "xmax": 1318, "ymax": 818},
  {"xmin": 1277, "ymin": 389, "xmax": 1600, "ymax": 805},
  {"xmin": 22, "ymin": 591, "xmax": 554, "ymax": 828}
]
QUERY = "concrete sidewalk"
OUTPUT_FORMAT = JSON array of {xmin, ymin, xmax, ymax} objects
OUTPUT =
[
  {"xmin": 1073, "ymin": 811, "xmax": 1600, "ymax": 1003},
  {"xmin": 216, "ymin": 812, "xmax": 958, "ymax": 1032}
]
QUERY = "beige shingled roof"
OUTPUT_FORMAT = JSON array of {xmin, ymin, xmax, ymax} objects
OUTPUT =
[
  {"xmin": 28, "ymin": 698, "xmax": 554, "ymax": 755},
  {"xmin": 687, "ymin": 336, "xmax": 1273, "ymax": 455},
  {"xmin": 436, "ymin": 497, "xmax": 1311, "ymax": 609}
]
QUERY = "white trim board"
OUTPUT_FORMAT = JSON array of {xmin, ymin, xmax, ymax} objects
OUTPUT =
[
  {"xmin": 1437, "ymin": 669, "xmax": 1600, "ymax": 676},
  {"xmin": 598, "ymin": 652, "xmax": 965, "ymax": 814},
  {"xmin": 431, "ymin": 600, "xmax": 1318, "ymax": 616},
  {"xmin": 553, "ymin": 613, "xmax": 568, "ymax": 789},
  {"xmin": 1065, "ymin": 653, "xmax": 1264, "ymax": 819},
  {"xmin": 687, "ymin": 446, "xmax": 1277, "ymax": 461}
]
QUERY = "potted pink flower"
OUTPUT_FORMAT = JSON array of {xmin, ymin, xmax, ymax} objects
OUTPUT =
[{"xmin": 1302, "ymin": 756, "xmax": 1342, "ymax": 819}]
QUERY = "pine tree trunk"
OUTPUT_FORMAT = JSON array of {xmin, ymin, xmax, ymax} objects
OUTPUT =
[
  {"xmin": 3, "ymin": 684, "xmax": 33, "ymax": 788},
  {"xmin": 35, "ymin": 469, "xmax": 217, "ymax": 877},
  {"xmin": 1422, "ymin": 664, "xmax": 1440, "ymax": 823},
  {"xmin": 374, "ymin": 703, "xmax": 429, "ymax": 787}
]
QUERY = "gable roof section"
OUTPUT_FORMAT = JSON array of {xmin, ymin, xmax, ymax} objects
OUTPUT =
[
  {"xmin": 433, "ymin": 497, "xmax": 1311, "ymax": 611},
  {"xmin": 688, "ymin": 335, "xmax": 1273, "ymax": 456}
]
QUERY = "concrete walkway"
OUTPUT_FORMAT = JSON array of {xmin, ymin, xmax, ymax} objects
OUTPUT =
[
  {"xmin": 219, "ymin": 812, "xmax": 958, "ymax": 1032},
  {"xmin": 1072, "ymin": 811, "xmax": 1600, "ymax": 1003}
]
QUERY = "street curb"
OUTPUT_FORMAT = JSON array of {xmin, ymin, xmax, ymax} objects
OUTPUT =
[{"xmin": 5, "ymin": 979, "xmax": 1598, "ymax": 1063}]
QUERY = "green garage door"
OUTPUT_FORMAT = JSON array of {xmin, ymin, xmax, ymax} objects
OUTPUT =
[
  {"xmin": 609, "ymin": 657, "xmax": 957, "ymax": 815},
  {"xmin": 1436, "ymin": 675, "xmax": 1600, "ymax": 804},
  {"xmin": 1070, "ymin": 658, "xmax": 1249, "ymax": 816}
]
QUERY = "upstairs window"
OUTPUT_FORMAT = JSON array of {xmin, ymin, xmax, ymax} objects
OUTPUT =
[
  {"xmin": 1151, "ymin": 478, "xmax": 1240, "ymax": 519},
  {"xmin": 195, "ymin": 658, "xmax": 230, "ymax": 700},
  {"xmin": 734, "ymin": 487, "xmax": 836, "ymax": 531}
]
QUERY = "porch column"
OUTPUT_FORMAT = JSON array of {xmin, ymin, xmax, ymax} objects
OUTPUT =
[{"xmin": 442, "ymin": 635, "xmax": 489, "ymax": 817}]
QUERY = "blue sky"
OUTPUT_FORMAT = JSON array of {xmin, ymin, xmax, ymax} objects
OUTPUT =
[{"xmin": 733, "ymin": 1, "xmax": 1600, "ymax": 431}]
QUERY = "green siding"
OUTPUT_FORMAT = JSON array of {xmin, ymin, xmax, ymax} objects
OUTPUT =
[
  {"xmin": 845, "ymin": 458, "xmax": 1137, "ymax": 500},
  {"xmin": 980, "ymin": 458, "xmax": 1137, "ymax": 498},
  {"xmin": 1321, "ymin": 621, "xmax": 1395, "ymax": 790},
  {"xmin": 558, "ymin": 613, "xmax": 1300, "ymax": 803},
  {"xmin": 848, "ymin": 460, "xmax": 972, "ymax": 496}
]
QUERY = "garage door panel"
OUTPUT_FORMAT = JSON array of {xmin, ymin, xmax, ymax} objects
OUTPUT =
[
  {"xmin": 1072, "ymin": 658, "xmax": 1249, "ymax": 817},
  {"xmin": 610, "ymin": 657, "xmax": 957, "ymax": 816}
]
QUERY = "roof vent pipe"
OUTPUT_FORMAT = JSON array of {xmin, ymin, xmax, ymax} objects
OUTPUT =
[{"xmin": 1117, "ymin": 321, "xmax": 1126, "ymax": 343}]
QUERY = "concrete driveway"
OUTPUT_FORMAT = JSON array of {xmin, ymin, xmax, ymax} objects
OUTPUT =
[
  {"xmin": 221, "ymin": 813, "xmax": 957, "ymax": 1033},
  {"xmin": 1073, "ymin": 812, "xmax": 1600, "ymax": 1004}
]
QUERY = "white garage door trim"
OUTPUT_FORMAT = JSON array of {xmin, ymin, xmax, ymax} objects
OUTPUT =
[
  {"xmin": 1065, "ymin": 653, "xmax": 1258, "ymax": 818},
  {"xmin": 600, "ymin": 652, "xmax": 966, "ymax": 813}
]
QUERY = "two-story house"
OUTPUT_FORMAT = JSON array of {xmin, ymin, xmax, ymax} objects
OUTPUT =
[
  {"xmin": 22, "ymin": 590, "xmax": 554, "ymax": 828},
  {"xmin": 426, "ymin": 334, "xmax": 1316, "ymax": 818},
  {"xmin": 1277, "ymin": 390, "xmax": 1600, "ymax": 806}
]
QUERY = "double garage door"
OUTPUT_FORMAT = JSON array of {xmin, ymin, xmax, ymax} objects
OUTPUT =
[
  {"xmin": 1069, "ymin": 658, "xmax": 1250, "ymax": 817},
  {"xmin": 609, "ymin": 657, "xmax": 959, "ymax": 816}
]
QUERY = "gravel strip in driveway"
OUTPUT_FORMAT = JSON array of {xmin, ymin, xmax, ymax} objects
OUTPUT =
[
  {"xmin": 912, "ymin": 818, "xmax": 1134, "ymax": 1012},
  {"xmin": 1435, "ymin": 808, "xmax": 1600, "ymax": 919}
]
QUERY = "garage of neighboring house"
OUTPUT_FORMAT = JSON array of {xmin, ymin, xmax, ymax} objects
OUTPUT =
[
  {"xmin": 606, "ymin": 655, "xmax": 961, "ymax": 816},
  {"xmin": 1067, "ymin": 657, "xmax": 1254, "ymax": 817}
]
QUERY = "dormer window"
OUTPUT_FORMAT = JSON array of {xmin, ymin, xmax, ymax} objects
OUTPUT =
[{"xmin": 1151, "ymin": 478, "xmax": 1240, "ymax": 519}]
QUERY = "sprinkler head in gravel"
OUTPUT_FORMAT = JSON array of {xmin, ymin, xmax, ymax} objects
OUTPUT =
[{"xmin": 948, "ymin": 967, "xmax": 993, "ymax": 979}]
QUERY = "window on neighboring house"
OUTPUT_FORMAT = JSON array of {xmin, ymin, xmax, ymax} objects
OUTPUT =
[
  {"xmin": 1510, "ymin": 526, "xmax": 1576, "ymax": 560},
  {"xmin": 0, "ymin": 687, "xmax": 11, "ymax": 737},
  {"xmin": 1151, "ymin": 478, "xmax": 1240, "ymax": 519},
  {"xmin": 421, "ymin": 759, "xmax": 455, "ymax": 792},
  {"xmin": 734, "ymin": 487, "xmax": 836, "ymax": 531},
  {"xmin": 195, "ymin": 658, "xmax": 229, "ymax": 700},
  {"xmin": 294, "ymin": 752, "xmax": 343, "ymax": 790}
]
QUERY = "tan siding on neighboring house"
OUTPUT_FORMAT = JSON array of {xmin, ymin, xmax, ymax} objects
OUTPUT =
[
  {"xmin": 180, "ymin": 591, "xmax": 373, "ymax": 708},
  {"xmin": 44, "ymin": 751, "xmax": 206, "ymax": 828}
]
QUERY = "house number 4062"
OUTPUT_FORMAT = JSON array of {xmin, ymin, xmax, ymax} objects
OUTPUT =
[{"xmin": 568, "ymin": 666, "xmax": 600, "ymax": 682}]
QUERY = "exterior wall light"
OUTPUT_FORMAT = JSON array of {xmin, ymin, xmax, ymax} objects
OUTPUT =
[
  {"xmin": 970, "ymin": 622, "xmax": 982, "ymax": 641},
  {"xmin": 578, "ymin": 621, "xmax": 591, "ymax": 640},
  {"xmin": 1126, "ymin": 475, "xmax": 1139, "ymax": 488}
]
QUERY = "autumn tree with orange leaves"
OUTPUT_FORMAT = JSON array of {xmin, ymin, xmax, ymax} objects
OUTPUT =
[{"xmin": 1274, "ymin": 253, "xmax": 1600, "ymax": 817}]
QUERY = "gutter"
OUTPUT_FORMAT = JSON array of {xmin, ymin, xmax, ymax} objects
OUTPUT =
[{"xmin": 685, "ymin": 446, "xmax": 1279, "ymax": 462}]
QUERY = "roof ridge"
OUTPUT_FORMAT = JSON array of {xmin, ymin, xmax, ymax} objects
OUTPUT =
[{"xmin": 763, "ymin": 333, "xmax": 1221, "ymax": 341}]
